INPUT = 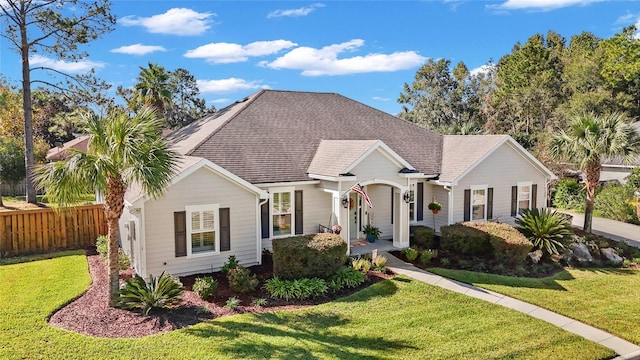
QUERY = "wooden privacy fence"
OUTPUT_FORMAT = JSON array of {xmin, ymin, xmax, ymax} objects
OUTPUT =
[{"xmin": 0, "ymin": 205, "xmax": 107, "ymax": 257}]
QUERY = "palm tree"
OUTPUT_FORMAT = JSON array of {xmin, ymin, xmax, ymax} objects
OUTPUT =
[
  {"xmin": 34, "ymin": 107, "xmax": 179, "ymax": 305},
  {"xmin": 134, "ymin": 62, "xmax": 172, "ymax": 117},
  {"xmin": 551, "ymin": 112, "xmax": 640, "ymax": 232}
]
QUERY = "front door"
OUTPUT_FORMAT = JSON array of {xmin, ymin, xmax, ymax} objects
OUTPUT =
[{"xmin": 349, "ymin": 192, "xmax": 362, "ymax": 241}]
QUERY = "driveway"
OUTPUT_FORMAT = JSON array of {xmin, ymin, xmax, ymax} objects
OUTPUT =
[{"xmin": 561, "ymin": 211, "xmax": 640, "ymax": 248}]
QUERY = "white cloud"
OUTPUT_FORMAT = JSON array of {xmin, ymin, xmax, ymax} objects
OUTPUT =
[
  {"xmin": 491, "ymin": 0, "xmax": 602, "ymax": 11},
  {"xmin": 120, "ymin": 8, "xmax": 214, "ymax": 36},
  {"xmin": 197, "ymin": 78, "xmax": 270, "ymax": 94},
  {"xmin": 262, "ymin": 39, "xmax": 426, "ymax": 76},
  {"xmin": 615, "ymin": 12, "xmax": 639, "ymax": 25},
  {"xmin": 267, "ymin": 3, "xmax": 324, "ymax": 18},
  {"xmin": 372, "ymin": 96, "xmax": 390, "ymax": 101},
  {"xmin": 210, "ymin": 98, "xmax": 231, "ymax": 104},
  {"xmin": 111, "ymin": 43, "xmax": 167, "ymax": 55},
  {"xmin": 470, "ymin": 64, "xmax": 495, "ymax": 76},
  {"xmin": 184, "ymin": 40, "xmax": 297, "ymax": 64},
  {"xmin": 29, "ymin": 54, "xmax": 104, "ymax": 73}
]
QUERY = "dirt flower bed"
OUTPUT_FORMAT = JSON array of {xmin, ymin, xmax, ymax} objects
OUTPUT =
[{"xmin": 49, "ymin": 251, "xmax": 392, "ymax": 338}]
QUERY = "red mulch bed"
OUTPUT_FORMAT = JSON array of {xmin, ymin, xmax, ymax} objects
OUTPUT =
[{"xmin": 49, "ymin": 252, "xmax": 393, "ymax": 338}]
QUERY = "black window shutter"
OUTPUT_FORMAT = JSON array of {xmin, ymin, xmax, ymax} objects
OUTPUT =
[
  {"xmin": 511, "ymin": 186, "xmax": 518, "ymax": 216},
  {"xmin": 390, "ymin": 189, "xmax": 394, "ymax": 224},
  {"xmin": 463, "ymin": 189, "xmax": 471, "ymax": 222},
  {"xmin": 531, "ymin": 184, "xmax": 537, "ymax": 209},
  {"xmin": 416, "ymin": 182, "xmax": 424, "ymax": 221},
  {"xmin": 261, "ymin": 201, "xmax": 269, "ymax": 239},
  {"xmin": 174, "ymin": 211, "xmax": 187, "ymax": 257},
  {"xmin": 295, "ymin": 190, "xmax": 303, "ymax": 235},
  {"xmin": 487, "ymin": 188, "xmax": 494, "ymax": 219},
  {"xmin": 220, "ymin": 208, "xmax": 230, "ymax": 251}
]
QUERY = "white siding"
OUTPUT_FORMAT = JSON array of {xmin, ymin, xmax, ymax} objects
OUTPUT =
[
  {"xmin": 367, "ymin": 184, "xmax": 392, "ymax": 239},
  {"xmin": 350, "ymin": 149, "xmax": 404, "ymax": 184},
  {"xmin": 143, "ymin": 167, "xmax": 259, "ymax": 277},
  {"xmin": 451, "ymin": 143, "xmax": 549, "ymax": 224}
]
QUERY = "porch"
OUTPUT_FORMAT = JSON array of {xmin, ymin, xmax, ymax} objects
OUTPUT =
[{"xmin": 350, "ymin": 238, "xmax": 397, "ymax": 256}]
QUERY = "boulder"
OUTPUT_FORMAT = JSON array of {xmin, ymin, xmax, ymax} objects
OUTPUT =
[
  {"xmin": 600, "ymin": 248, "xmax": 623, "ymax": 265},
  {"xmin": 570, "ymin": 242, "xmax": 593, "ymax": 263},
  {"xmin": 528, "ymin": 250, "xmax": 543, "ymax": 264}
]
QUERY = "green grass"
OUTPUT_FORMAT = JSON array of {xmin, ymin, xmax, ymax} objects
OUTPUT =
[
  {"xmin": 1, "ymin": 193, "xmax": 96, "ymax": 209},
  {"xmin": 430, "ymin": 267, "xmax": 640, "ymax": 345},
  {"xmin": 0, "ymin": 254, "xmax": 614, "ymax": 360}
]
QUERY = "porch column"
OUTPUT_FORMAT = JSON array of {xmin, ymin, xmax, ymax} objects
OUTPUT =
[{"xmin": 393, "ymin": 187, "xmax": 410, "ymax": 248}]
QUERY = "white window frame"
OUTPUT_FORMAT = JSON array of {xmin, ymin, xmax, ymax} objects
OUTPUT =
[
  {"xmin": 269, "ymin": 187, "xmax": 295, "ymax": 239},
  {"xmin": 517, "ymin": 181, "xmax": 533, "ymax": 213},
  {"xmin": 186, "ymin": 204, "xmax": 220, "ymax": 257},
  {"xmin": 408, "ymin": 183, "xmax": 417, "ymax": 222},
  {"xmin": 470, "ymin": 185, "xmax": 488, "ymax": 221}
]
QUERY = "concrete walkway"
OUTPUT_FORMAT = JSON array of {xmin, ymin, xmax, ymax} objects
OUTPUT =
[
  {"xmin": 382, "ymin": 252, "xmax": 640, "ymax": 360},
  {"xmin": 561, "ymin": 211, "xmax": 640, "ymax": 248}
]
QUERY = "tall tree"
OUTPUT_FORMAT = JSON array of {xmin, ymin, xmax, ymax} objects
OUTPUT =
[
  {"xmin": 599, "ymin": 26, "xmax": 640, "ymax": 118},
  {"xmin": 165, "ymin": 68, "xmax": 214, "ymax": 129},
  {"xmin": 0, "ymin": 137, "xmax": 26, "ymax": 205},
  {"xmin": 134, "ymin": 62, "xmax": 172, "ymax": 119},
  {"xmin": 34, "ymin": 108, "xmax": 179, "ymax": 304},
  {"xmin": 0, "ymin": 0, "xmax": 115, "ymax": 203},
  {"xmin": 550, "ymin": 112, "xmax": 640, "ymax": 232}
]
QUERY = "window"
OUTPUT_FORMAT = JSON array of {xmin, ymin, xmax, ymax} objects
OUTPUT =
[
  {"xmin": 518, "ymin": 181, "xmax": 532, "ymax": 213},
  {"xmin": 408, "ymin": 184, "xmax": 416, "ymax": 222},
  {"xmin": 272, "ymin": 189, "xmax": 293, "ymax": 237},
  {"xmin": 186, "ymin": 204, "xmax": 219, "ymax": 256},
  {"xmin": 471, "ymin": 185, "xmax": 487, "ymax": 221}
]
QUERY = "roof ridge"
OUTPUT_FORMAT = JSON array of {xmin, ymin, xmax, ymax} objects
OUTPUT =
[{"xmin": 187, "ymin": 89, "xmax": 267, "ymax": 156}]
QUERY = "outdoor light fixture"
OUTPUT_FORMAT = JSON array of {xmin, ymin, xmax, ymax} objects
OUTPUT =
[
  {"xmin": 403, "ymin": 191, "xmax": 412, "ymax": 203},
  {"xmin": 341, "ymin": 195, "xmax": 349, "ymax": 208}
]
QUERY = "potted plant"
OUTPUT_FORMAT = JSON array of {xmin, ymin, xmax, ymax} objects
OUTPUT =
[
  {"xmin": 428, "ymin": 201, "xmax": 442, "ymax": 214},
  {"xmin": 363, "ymin": 225, "xmax": 382, "ymax": 243}
]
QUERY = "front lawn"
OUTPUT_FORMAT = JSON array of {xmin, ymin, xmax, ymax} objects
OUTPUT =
[
  {"xmin": 430, "ymin": 267, "xmax": 640, "ymax": 345},
  {"xmin": 0, "ymin": 253, "xmax": 614, "ymax": 359}
]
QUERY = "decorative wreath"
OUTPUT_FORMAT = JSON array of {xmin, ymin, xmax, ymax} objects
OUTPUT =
[{"xmin": 349, "ymin": 198, "xmax": 355, "ymax": 210}]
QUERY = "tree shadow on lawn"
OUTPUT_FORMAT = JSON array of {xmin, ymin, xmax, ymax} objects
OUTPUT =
[
  {"xmin": 432, "ymin": 268, "xmax": 577, "ymax": 291},
  {"xmin": 184, "ymin": 311, "xmax": 414, "ymax": 359},
  {"xmin": 0, "ymin": 249, "xmax": 86, "ymax": 266},
  {"xmin": 570, "ymin": 267, "xmax": 640, "ymax": 276}
]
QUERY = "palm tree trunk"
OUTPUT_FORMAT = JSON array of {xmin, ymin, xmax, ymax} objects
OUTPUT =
[
  {"xmin": 104, "ymin": 176, "xmax": 126, "ymax": 306},
  {"xmin": 583, "ymin": 160, "xmax": 601, "ymax": 233},
  {"xmin": 20, "ymin": 18, "xmax": 37, "ymax": 204}
]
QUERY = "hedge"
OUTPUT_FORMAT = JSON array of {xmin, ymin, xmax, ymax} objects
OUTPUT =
[
  {"xmin": 410, "ymin": 226, "xmax": 436, "ymax": 249},
  {"xmin": 272, "ymin": 233, "xmax": 347, "ymax": 280},
  {"xmin": 440, "ymin": 223, "xmax": 493, "ymax": 257}
]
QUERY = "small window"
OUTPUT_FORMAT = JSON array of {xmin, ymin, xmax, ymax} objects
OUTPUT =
[
  {"xmin": 272, "ymin": 190, "xmax": 293, "ymax": 237},
  {"xmin": 186, "ymin": 204, "xmax": 219, "ymax": 256},
  {"xmin": 471, "ymin": 185, "xmax": 487, "ymax": 221},
  {"xmin": 408, "ymin": 184, "xmax": 416, "ymax": 222},
  {"xmin": 518, "ymin": 181, "xmax": 532, "ymax": 213}
]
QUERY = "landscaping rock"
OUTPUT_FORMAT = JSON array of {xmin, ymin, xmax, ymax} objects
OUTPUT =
[
  {"xmin": 570, "ymin": 243, "xmax": 593, "ymax": 263},
  {"xmin": 528, "ymin": 250, "xmax": 543, "ymax": 264},
  {"xmin": 600, "ymin": 248, "xmax": 623, "ymax": 265}
]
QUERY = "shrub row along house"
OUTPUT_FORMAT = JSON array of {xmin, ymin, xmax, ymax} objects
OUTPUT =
[{"xmin": 119, "ymin": 90, "xmax": 556, "ymax": 278}]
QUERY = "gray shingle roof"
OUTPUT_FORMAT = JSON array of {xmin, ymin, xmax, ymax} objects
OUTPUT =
[
  {"xmin": 168, "ymin": 90, "xmax": 443, "ymax": 184},
  {"xmin": 307, "ymin": 140, "xmax": 379, "ymax": 177}
]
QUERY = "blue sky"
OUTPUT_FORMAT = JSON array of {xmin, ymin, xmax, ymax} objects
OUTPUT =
[{"xmin": 1, "ymin": 0, "xmax": 639, "ymax": 115}]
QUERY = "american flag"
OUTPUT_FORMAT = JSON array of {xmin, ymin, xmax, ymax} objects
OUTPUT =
[{"xmin": 351, "ymin": 184, "xmax": 373, "ymax": 208}]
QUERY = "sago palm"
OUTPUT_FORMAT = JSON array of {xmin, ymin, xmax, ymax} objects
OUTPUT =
[
  {"xmin": 550, "ymin": 112, "xmax": 640, "ymax": 232},
  {"xmin": 516, "ymin": 208, "xmax": 574, "ymax": 256},
  {"xmin": 34, "ymin": 107, "xmax": 179, "ymax": 305}
]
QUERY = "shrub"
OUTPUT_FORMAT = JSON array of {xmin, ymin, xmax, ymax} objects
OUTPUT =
[
  {"xmin": 96, "ymin": 235, "xmax": 131, "ymax": 270},
  {"xmin": 352, "ymin": 257, "xmax": 372, "ymax": 273},
  {"xmin": 516, "ymin": 208, "xmax": 572, "ymax": 256},
  {"xmin": 410, "ymin": 226, "xmax": 435, "ymax": 249},
  {"xmin": 273, "ymin": 233, "xmax": 347, "ymax": 280},
  {"xmin": 420, "ymin": 250, "xmax": 433, "ymax": 265},
  {"xmin": 226, "ymin": 297, "xmax": 241, "ymax": 309},
  {"xmin": 594, "ymin": 185, "xmax": 638, "ymax": 224},
  {"xmin": 440, "ymin": 223, "xmax": 493, "ymax": 257},
  {"xmin": 553, "ymin": 178, "xmax": 585, "ymax": 211},
  {"xmin": 115, "ymin": 272, "xmax": 184, "ymax": 315},
  {"xmin": 328, "ymin": 267, "xmax": 366, "ymax": 291},
  {"xmin": 372, "ymin": 255, "xmax": 387, "ymax": 272},
  {"xmin": 402, "ymin": 247, "xmax": 418, "ymax": 261},
  {"xmin": 227, "ymin": 266, "xmax": 259, "ymax": 293},
  {"xmin": 192, "ymin": 276, "xmax": 218, "ymax": 299},
  {"xmin": 265, "ymin": 277, "xmax": 328, "ymax": 300},
  {"xmin": 467, "ymin": 221, "xmax": 533, "ymax": 266},
  {"xmin": 439, "ymin": 257, "xmax": 450, "ymax": 266},
  {"xmin": 221, "ymin": 255, "xmax": 239, "ymax": 274}
]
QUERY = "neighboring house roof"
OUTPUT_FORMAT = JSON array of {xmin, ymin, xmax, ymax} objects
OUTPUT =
[
  {"xmin": 602, "ymin": 121, "xmax": 640, "ymax": 167},
  {"xmin": 166, "ymin": 90, "xmax": 443, "ymax": 184},
  {"xmin": 307, "ymin": 140, "xmax": 415, "ymax": 178},
  {"xmin": 125, "ymin": 155, "xmax": 269, "ymax": 206},
  {"xmin": 439, "ymin": 135, "xmax": 556, "ymax": 184},
  {"xmin": 45, "ymin": 135, "xmax": 90, "ymax": 161}
]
